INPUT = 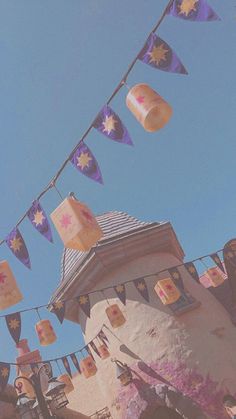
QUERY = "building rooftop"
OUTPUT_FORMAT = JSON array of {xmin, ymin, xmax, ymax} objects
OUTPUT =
[{"xmin": 60, "ymin": 210, "xmax": 162, "ymax": 283}]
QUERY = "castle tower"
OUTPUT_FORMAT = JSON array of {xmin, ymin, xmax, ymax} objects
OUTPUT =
[{"xmin": 50, "ymin": 211, "xmax": 236, "ymax": 419}]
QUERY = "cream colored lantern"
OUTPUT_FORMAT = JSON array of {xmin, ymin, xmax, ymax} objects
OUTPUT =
[
  {"xmin": 126, "ymin": 83, "xmax": 172, "ymax": 132},
  {"xmin": 35, "ymin": 319, "xmax": 57, "ymax": 346},
  {"xmin": 58, "ymin": 374, "xmax": 74, "ymax": 394},
  {"xmin": 80, "ymin": 356, "xmax": 97, "ymax": 378},
  {"xmin": 98, "ymin": 344, "xmax": 110, "ymax": 359},
  {"xmin": 50, "ymin": 197, "xmax": 103, "ymax": 251},
  {"xmin": 105, "ymin": 304, "xmax": 126, "ymax": 328},
  {"xmin": 0, "ymin": 260, "xmax": 23, "ymax": 310},
  {"xmin": 155, "ymin": 278, "xmax": 181, "ymax": 305},
  {"xmin": 206, "ymin": 267, "xmax": 225, "ymax": 287}
]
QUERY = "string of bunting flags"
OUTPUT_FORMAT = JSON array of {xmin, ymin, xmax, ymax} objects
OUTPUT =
[
  {"xmin": 0, "ymin": 326, "xmax": 110, "ymax": 393},
  {"xmin": 0, "ymin": 0, "xmax": 221, "ymax": 271},
  {"xmin": 2, "ymin": 241, "xmax": 236, "ymax": 349},
  {"xmin": 1, "ymin": 236, "xmax": 236, "ymax": 392}
]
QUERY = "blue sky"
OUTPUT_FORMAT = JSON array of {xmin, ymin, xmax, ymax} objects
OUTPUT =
[{"xmin": 0, "ymin": 0, "xmax": 235, "ymax": 379}]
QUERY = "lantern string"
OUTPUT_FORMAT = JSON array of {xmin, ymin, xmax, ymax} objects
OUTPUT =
[
  {"xmin": 1, "ymin": 326, "xmax": 106, "ymax": 366},
  {"xmin": 0, "ymin": 0, "xmax": 174, "ymax": 247},
  {"xmin": 101, "ymin": 290, "xmax": 111, "ymax": 307},
  {"xmin": 35, "ymin": 308, "xmax": 42, "ymax": 321},
  {"xmin": 0, "ymin": 245, "xmax": 224, "ymax": 319},
  {"xmin": 53, "ymin": 184, "xmax": 64, "ymax": 201}
]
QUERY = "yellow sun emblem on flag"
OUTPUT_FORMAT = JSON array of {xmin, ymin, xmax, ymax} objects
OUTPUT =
[
  {"xmin": 1, "ymin": 367, "xmax": 9, "ymax": 378},
  {"xmin": 79, "ymin": 295, "xmax": 88, "ymax": 305},
  {"xmin": 10, "ymin": 237, "xmax": 22, "ymax": 253},
  {"xmin": 54, "ymin": 301, "xmax": 64, "ymax": 310},
  {"xmin": 102, "ymin": 115, "xmax": 117, "ymax": 135},
  {"xmin": 77, "ymin": 152, "xmax": 92, "ymax": 169},
  {"xmin": 179, "ymin": 0, "xmax": 198, "ymax": 16},
  {"xmin": 148, "ymin": 44, "xmax": 169, "ymax": 65},
  {"xmin": 9, "ymin": 318, "xmax": 20, "ymax": 330},
  {"xmin": 188, "ymin": 265, "xmax": 196, "ymax": 273},
  {"xmin": 137, "ymin": 282, "xmax": 146, "ymax": 291},
  {"xmin": 33, "ymin": 210, "xmax": 45, "ymax": 226},
  {"xmin": 115, "ymin": 285, "xmax": 124, "ymax": 293}
]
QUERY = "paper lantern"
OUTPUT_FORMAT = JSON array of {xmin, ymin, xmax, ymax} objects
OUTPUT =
[
  {"xmin": 155, "ymin": 278, "xmax": 181, "ymax": 305},
  {"xmin": 98, "ymin": 344, "xmax": 110, "ymax": 360},
  {"xmin": 126, "ymin": 83, "xmax": 172, "ymax": 132},
  {"xmin": 0, "ymin": 260, "xmax": 23, "ymax": 310},
  {"xmin": 105, "ymin": 304, "xmax": 126, "ymax": 328},
  {"xmin": 58, "ymin": 374, "xmax": 74, "ymax": 394},
  {"xmin": 50, "ymin": 197, "xmax": 103, "ymax": 251},
  {"xmin": 80, "ymin": 356, "xmax": 97, "ymax": 378},
  {"xmin": 35, "ymin": 320, "xmax": 57, "ymax": 346},
  {"xmin": 206, "ymin": 267, "xmax": 225, "ymax": 287}
]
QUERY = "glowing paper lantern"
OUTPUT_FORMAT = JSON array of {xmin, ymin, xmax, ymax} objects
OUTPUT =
[
  {"xmin": 206, "ymin": 267, "xmax": 225, "ymax": 287},
  {"xmin": 79, "ymin": 356, "xmax": 97, "ymax": 378},
  {"xmin": 50, "ymin": 197, "xmax": 103, "ymax": 251},
  {"xmin": 35, "ymin": 320, "xmax": 57, "ymax": 346},
  {"xmin": 98, "ymin": 344, "xmax": 110, "ymax": 360},
  {"xmin": 155, "ymin": 278, "xmax": 181, "ymax": 305},
  {"xmin": 126, "ymin": 83, "xmax": 172, "ymax": 132},
  {"xmin": 58, "ymin": 374, "xmax": 74, "ymax": 394},
  {"xmin": 105, "ymin": 304, "xmax": 126, "ymax": 328},
  {"xmin": 0, "ymin": 260, "xmax": 23, "ymax": 311}
]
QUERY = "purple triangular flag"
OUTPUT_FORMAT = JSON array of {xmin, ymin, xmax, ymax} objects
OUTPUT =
[
  {"xmin": 70, "ymin": 353, "xmax": 81, "ymax": 374},
  {"xmin": 184, "ymin": 262, "xmax": 200, "ymax": 283},
  {"xmin": 90, "ymin": 341, "xmax": 101, "ymax": 358},
  {"xmin": 27, "ymin": 200, "xmax": 53, "ymax": 243},
  {"xmin": 85, "ymin": 345, "xmax": 96, "ymax": 362},
  {"xmin": 139, "ymin": 32, "xmax": 187, "ymax": 75},
  {"xmin": 98, "ymin": 330, "xmax": 109, "ymax": 344},
  {"xmin": 5, "ymin": 228, "xmax": 31, "ymax": 269},
  {"xmin": 0, "ymin": 363, "xmax": 10, "ymax": 392},
  {"xmin": 93, "ymin": 105, "xmax": 133, "ymax": 145},
  {"xmin": 70, "ymin": 142, "xmax": 103, "ymax": 184},
  {"xmin": 5, "ymin": 312, "xmax": 21, "ymax": 344},
  {"xmin": 62, "ymin": 357, "xmax": 72, "ymax": 378},
  {"xmin": 114, "ymin": 284, "xmax": 126, "ymax": 305},
  {"xmin": 134, "ymin": 278, "xmax": 149, "ymax": 302},
  {"xmin": 167, "ymin": 0, "xmax": 220, "ymax": 21},
  {"xmin": 77, "ymin": 294, "xmax": 91, "ymax": 318},
  {"xmin": 210, "ymin": 253, "xmax": 225, "ymax": 274},
  {"xmin": 51, "ymin": 301, "xmax": 66, "ymax": 324},
  {"xmin": 168, "ymin": 267, "xmax": 184, "ymax": 289}
]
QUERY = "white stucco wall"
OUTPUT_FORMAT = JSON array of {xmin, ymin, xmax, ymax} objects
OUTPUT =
[{"xmin": 68, "ymin": 251, "xmax": 236, "ymax": 418}]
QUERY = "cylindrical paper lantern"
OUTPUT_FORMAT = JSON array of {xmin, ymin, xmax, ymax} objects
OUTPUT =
[
  {"xmin": 50, "ymin": 197, "xmax": 103, "ymax": 251},
  {"xmin": 35, "ymin": 320, "xmax": 57, "ymax": 346},
  {"xmin": 126, "ymin": 83, "xmax": 172, "ymax": 132},
  {"xmin": 80, "ymin": 356, "xmax": 97, "ymax": 378},
  {"xmin": 0, "ymin": 260, "xmax": 23, "ymax": 310},
  {"xmin": 206, "ymin": 268, "xmax": 225, "ymax": 288},
  {"xmin": 155, "ymin": 278, "xmax": 181, "ymax": 305},
  {"xmin": 58, "ymin": 374, "xmax": 74, "ymax": 394},
  {"xmin": 105, "ymin": 304, "xmax": 126, "ymax": 328},
  {"xmin": 98, "ymin": 344, "xmax": 110, "ymax": 360}
]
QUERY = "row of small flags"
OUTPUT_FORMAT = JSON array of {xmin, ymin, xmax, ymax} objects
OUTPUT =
[
  {"xmin": 1, "ymin": 238, "xmax": 236, "ymax": 392},
  {"xmin": 0, "ymin": 328, "xmax": 109, "ymax": 393},
  {"xmin": 2, "ymin": 250, "xmax": 226, "ymax": 345},
  {"xmin": 1, "ymin": 0, "xmax": 220, "ymax": 269}
]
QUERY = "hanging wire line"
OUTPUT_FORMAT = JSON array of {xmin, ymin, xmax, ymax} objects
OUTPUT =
[
  {"xmin": 0, "ymin": 246, "xmax": 224, "ymax": 319},
  {"xmin": 0, "ymin": 0, "xmax": 174, "ymax": 247},
  {"xmin": 2, "ymin": 326, "xmax": 106, "ymax": 366}
]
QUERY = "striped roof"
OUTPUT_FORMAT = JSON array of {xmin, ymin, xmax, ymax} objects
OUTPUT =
[{"xmin": 60, "ymin": 211, "xmax": 161, "ymax": 283}]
